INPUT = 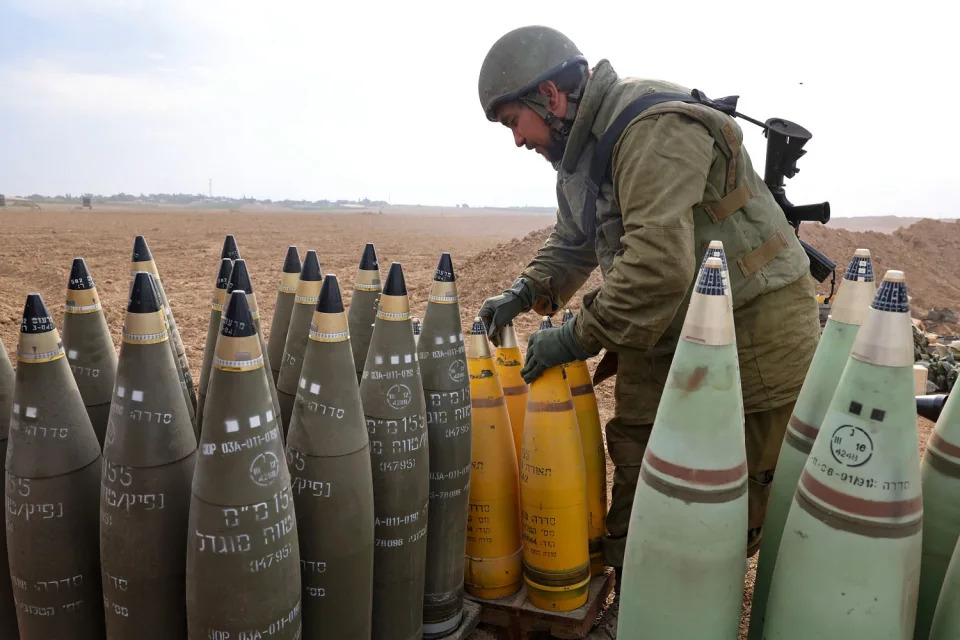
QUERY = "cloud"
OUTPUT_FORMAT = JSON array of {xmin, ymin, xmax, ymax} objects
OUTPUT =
[
  {"xmin": 0, "ymin": 0, "xmax": 956, "ymax": 213},
  {"xmin": 1, "ymin": 62, "xmax": 215, "ymax": 115}
]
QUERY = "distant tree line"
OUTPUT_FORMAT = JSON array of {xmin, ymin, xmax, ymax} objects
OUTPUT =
[{"xmin": 17, "ymin": 193, "xmax": 389, "ymax": 208}]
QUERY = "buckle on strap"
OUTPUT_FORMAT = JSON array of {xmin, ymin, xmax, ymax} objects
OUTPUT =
[{"xmin": 691, "ymin": 89, "xmax": 740, "ymax": 115}]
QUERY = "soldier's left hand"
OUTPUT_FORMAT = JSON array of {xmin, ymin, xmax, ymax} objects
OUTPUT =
[{"xmin": 520, "ymin": 317, "xmax": 594, "ymax": 383}]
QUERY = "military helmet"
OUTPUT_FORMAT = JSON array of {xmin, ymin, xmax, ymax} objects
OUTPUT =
[{"xmin": 478, "ymin": 25, "xmax": 587, "ymax": 122}]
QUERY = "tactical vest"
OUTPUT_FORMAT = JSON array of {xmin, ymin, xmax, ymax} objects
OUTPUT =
[{"xmin": 557, "ymin": 69, "xmax": 810, "ymax": 353}]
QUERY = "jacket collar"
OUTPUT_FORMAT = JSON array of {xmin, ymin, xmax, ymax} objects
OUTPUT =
[{"xmin": 560, "ymin": 59, "xmax": 619, "ymax": 173}]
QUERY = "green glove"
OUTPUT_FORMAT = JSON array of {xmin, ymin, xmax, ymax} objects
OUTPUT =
[
  {"xmin": 478, "ymin": 277, "xmax": 536, "ymax": 346},
  {"xmin": 520, "ymin": 315, "xmax": 597, "ymax": 383}
]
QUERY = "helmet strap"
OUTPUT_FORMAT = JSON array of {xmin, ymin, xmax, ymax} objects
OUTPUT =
[{"xmin": 519, "ymin": 69, "xmax": 588, "ymax": 143}]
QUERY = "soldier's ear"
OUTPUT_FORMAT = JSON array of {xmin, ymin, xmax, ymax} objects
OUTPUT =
[{"xmin": 537, "ymin": 81, "xmax": 566, "ymax": 116}]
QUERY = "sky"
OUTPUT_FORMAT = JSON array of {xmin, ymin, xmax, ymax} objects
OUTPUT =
[{"xmin": 0, "ymin": 0, "xmax": 955, "ymax": 216}]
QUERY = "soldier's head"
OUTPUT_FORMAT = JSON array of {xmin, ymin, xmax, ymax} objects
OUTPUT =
[{"xmin": 478, "ymin": 26, "xmax": 589, "ymax": 164}]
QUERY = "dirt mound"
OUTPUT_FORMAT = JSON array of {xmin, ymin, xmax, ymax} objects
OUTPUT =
[
  {"xmin": 455, "ymin": 218, "xmax": 960, "ymax": 338},
  {"xmin": 802, "ymin": 219, "xmax": 960, "ymax": 333}
]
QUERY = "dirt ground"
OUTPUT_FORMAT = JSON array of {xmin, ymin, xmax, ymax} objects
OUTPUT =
[{"xmin": 0, "ymin": 206, "xmax": 949, "ymax": 639}]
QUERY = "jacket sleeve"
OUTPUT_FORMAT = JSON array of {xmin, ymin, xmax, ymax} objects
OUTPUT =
[
  {"xmin": 575, "ymin": 112, "xmax": 716, "ymax": 354},
  {"xmin": 520, "ymin": 185, "xmax": 599, "ymax": 315}
]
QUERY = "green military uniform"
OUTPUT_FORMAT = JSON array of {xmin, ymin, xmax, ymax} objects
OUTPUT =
[{"xmin": 517, "ymin": 60, "xmax": 821, "ymax": 564}]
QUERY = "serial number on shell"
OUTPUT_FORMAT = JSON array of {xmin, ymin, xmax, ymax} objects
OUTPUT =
[{"xmin": 809, "ymin": 456, "xmax": 911, "ymax": 491}]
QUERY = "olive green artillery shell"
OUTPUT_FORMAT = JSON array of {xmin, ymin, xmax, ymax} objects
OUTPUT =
[
  {"xmin": 253, "ymin": 313, "xmax": 284, "ymax": 442},
  {"xmin": 287, "ymin": 338, "xmax": 374, "ymax": 639},
  {"xmin": 6, "ymin": 462, "xmax": 104, "ymax": 638},
  {"xmin": 278, "ymin": 289, "xmax": 322, "ymax": 429},
  {"xmin": 0, "ymin": 343, "xmax": 18, "ymax": 638},
  {"xmin": 196, "ymin": 260, "xmax": 232, "ymax": 437},
  {"xmin": 144, "ymin": 268, "xmax": 198, "ymax": 430},
  {"xmin": 132, "ymin": 238, "xmax": 197, "ymax": 415},
  {"xmin": 62, "ymin": 299, "xmax": 118, "ymax": 448},
  {"xmin": 193, "ymin": 363, "xmax": 290, "ymax": 506},
  {"xmin": 349, "ymin": 291, "xmax": 381, "ymax": 382},
  {"xmin": 135, "ymin": 254, "xmax": 198, "ymax": 416},
  {"xmin": 100, "ymin": 308, "xmax": 198, "ymax": 638},
  {"xmin": 7, "ymin": 316, "xmax": 104, "ymax": 637},
  {"xmin": 187, "ymin": 338, "xmax": 301, "ymax": 636},
  {"xmin": 104, "ymin": 340, "xmax": 197, "ymax": 469},
  {"xmin": 419, "ymin": 288, "xmax": 471, "ymax": 636},
  {"xmin": 6, "ymin": 339, "xmax": 102, "ymax": 479},
  {"xmin": 267, "ymin": 270, "xmax": 300, "ymax": 384},
  {"xmin": 187, "ymin": 492, "xmax": 302, "ymax": 639},
  {"xmin": 101, "ymin": 453, "xmax": 196, "ymax": 637},
  {"xmin": 154, "ymin": 274, "xmax": 197, "ymax": 409},
  {"xmin": 361, "ymin": 303, "xmax": 430, "ymax": 640},
  {"xmin": 196, "ymin": 300, "xmax": 223, "ymax": 436},
  {"xmin": 267, "ymin": 292, "xmax": 297, "ymax": 384}
]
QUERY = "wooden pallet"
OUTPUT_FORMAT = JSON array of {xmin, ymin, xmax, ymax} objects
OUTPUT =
[
  {"xmin": 429, "ymin": 599, "xmax": 482, "ymax": 640},
  {"xmin": 465, "ymin": 570, "xmax": 615, "ymax": 639}
]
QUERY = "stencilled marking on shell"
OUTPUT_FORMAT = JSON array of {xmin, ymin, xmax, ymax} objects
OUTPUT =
[
  {"xmin": 386, "ymin": 383, "xmax": 413, "ymax": 409},
  {"xmin": 250, "ymin": 451, "xmax": 281, "ymax": 486}
]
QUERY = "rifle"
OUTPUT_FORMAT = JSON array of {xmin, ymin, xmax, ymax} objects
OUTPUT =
[
  {"xmin": 732, "ymin": 111, "xmax": 837, "ymax": 292},
  {"xmin": 589, "ymin": 90, "xmax": 839, "ymax": 294}
]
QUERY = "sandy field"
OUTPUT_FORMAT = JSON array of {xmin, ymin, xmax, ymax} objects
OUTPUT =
[{"xmin": 0, "ymin": 205, "xmax": 950, "ymax": 639}]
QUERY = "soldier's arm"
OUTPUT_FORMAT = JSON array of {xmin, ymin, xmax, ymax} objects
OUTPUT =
[
  {"xmin": 520, "ymin": 206, "xmax": 599, "ymax": 315},
  {"xmin": 575, "ymin": 113, "xmax": 715, "ymax": 353}
]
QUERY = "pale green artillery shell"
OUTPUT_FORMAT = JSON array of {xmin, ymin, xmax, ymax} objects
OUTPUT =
[
  {"xmin": 5, "ymin": 462, "xmax": 105, "ymax": 638},
  {"xmin": 930, "ymin": 537, "xmax": 960, "ymax": 639},
  {"xmin": 419, "ymin": 300, "xmax": 471, "ymax": 636},
  {"xmin": 267, "ymin": 290, "xmax": 297, "ymax": 384},
  {"xmin": 287, "ymin": 336, "xmax": 374, "ymax": 639},
  {"xmin": 763, "ymin": 361, "xmax": 921, "ymax": 639},
  {"xmin": 349, "ymin": 288, "xmax": 381, "ymax": 381},
  {"xmin": 62, "ymin": 308, "xmax": 118, "ymax": 447},
  {"xmin": 750, "ymin": 318, "xmax": 860, "ymax": 639},
  {"xmin": 100, "ymin": 452, "xmax": 196, "ymax": 638},
  {"xmin": 360, "ymin": 313, "xmax": 430, "ymax": 640},
  {"xmin": 917, "ymin": 458, "xmax": 960, "ymax": 639},
  {"xmin": 618, "ymin": 341, "xmax": 747, "ymax": 639},
  {"xmin": 916, "ymin": 385, "xmax": 960, "ymax": 640}
]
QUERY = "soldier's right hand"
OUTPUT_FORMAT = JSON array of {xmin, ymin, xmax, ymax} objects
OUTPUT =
[{"xmin": 478, "ymin": 278, "xmax": 535, "ymax": 346}]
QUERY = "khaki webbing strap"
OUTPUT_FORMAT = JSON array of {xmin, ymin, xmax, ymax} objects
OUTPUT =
[
  {"xmin": 720, "ymin": 123, "xmax": 741, "ymax": 194},
  {"xmin": 703, "ymin": 183, "xmax": 752, "ymax": 222},
  {"xmin": 720, "ymin": 123, "xmax": 741, "ymax": 156},
  {"xmin": 738, "ymin": 230, "xmax": 788, "ymax": 278}
]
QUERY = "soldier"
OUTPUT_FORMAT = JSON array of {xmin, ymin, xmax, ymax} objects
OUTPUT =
[{"xmin": 476, "ymin": 25, "xmax": 820, "ymax": 632}]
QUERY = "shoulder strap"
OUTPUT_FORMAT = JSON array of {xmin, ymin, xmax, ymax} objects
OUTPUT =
[{"xmin": 581, "ymin": 89, "xmax": 738, "ymax": 237}]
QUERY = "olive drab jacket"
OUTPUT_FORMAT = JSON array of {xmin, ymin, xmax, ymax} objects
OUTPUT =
[{"xmin": 520, "ymin": 60, "xmax": 820, "ymax": 424}]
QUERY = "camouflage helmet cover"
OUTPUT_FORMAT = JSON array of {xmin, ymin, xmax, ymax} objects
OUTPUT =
[{"xmin": 478, "ymin": 25, "xmax": 586, "ymax": 121}]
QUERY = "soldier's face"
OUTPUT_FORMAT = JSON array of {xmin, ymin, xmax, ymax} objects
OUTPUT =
[{"xmin": 496, "ymin": 103, "xmax": 559, "ymax": 163}]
